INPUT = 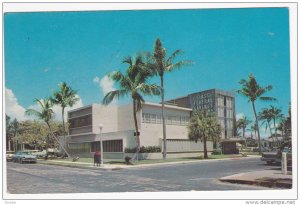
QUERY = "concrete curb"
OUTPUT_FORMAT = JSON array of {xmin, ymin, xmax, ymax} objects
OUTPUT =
[{"xmin": 219, "ymin": 178, "xmax": 292, "ymax": 189}]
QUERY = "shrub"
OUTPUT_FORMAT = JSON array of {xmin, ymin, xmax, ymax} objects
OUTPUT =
[
  {"xmin": 212, "ymin": 149, "xmax": 222, "ymax": 155},
  {"xmin": 242, "ymin": 153, "xmax": 248, "ymax": 157},
  {"xmin": 124, "ymin": 146, "xmax": 161, "ymax": 153},
  {"xmin": 124, "ymin": 156, "xmax": 133, "ymax": 165}
]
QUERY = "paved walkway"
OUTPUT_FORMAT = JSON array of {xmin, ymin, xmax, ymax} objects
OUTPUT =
[{"xmin": 219, "ymin": 169, "xmax": 292, "ymax": 189}]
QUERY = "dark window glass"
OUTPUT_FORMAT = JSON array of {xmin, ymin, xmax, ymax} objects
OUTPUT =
[
  {"xmin": 69, "ymin": 115, "xmax": 92, "ymax": 128},
  {"xmin": 91, "ymin": 141, "xmax": 100, "ymax": 152},
  {"xmin": 103, "ymin": 140, "xmax": 123, "ymax": 152}
]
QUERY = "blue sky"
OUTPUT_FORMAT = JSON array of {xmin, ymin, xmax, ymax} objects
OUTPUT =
[{"xmin": 4, "ymin": 8, "xmax": 291, "ymax": 137}]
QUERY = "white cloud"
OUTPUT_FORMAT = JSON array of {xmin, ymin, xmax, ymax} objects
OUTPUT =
[
  {"xmin": 236, "ymin": 113, "xmax": 245, "ymax": 120},
  {"xmin": 93, "ymin": 75, "xmax": 117, "ymax": 104},
  {"xmin": 5, "ymin": 88, "xmax": 27, "ymax": 120},
  {"xmin": 93, "ymin": 75, "xmax": 115, "ymax": 95},
  {"xmin": 267, "ymin": 32, "xmax": 275, "ymax": 37}
]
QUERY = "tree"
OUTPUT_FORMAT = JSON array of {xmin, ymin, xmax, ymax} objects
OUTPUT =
[
  {"xmin": 25, "ymin": 98, "xmax": 71, "ymax": 157},
  {"xmin": 188, "ymin": 110, "xmax": 221, "ymax": 159},
  {"xmin": 149, "ymin": 38, "xmax": 193, "ymax": 159},
  {"xmin": 258, "ymin": 108, "xmax": 274, "ymax": 142},
  {"xmin": 269, "ymin": 105, "xmax": 282, "ymax": 145},
  {"xmin": 51, "ymin": 82, "xmax": 79, "ymax": 145},
  {"xmin": 102, "ymin": 54, "xmax": 160, "ymax": 162},
  {"xmin": 236, "ymin": 74, "xmax": 275, "ymax": 154},
  {"xmin": 236, "ymin": 116, "xmax": 252, "ymax": 138}
]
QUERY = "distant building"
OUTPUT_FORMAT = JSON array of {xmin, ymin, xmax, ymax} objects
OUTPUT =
[{"xmin": 165, "ymin": 89, "xmax": 236, "ymax": 139}]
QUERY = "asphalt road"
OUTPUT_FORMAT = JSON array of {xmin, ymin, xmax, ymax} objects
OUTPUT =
[{"xmin": 6, "ymin": 157, "xmax": 272, "ymax": 194}]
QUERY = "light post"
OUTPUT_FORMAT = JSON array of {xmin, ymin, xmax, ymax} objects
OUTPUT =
[{"xmin": 99, "ymin": 123, "xmax": 104, "ymax": 167}]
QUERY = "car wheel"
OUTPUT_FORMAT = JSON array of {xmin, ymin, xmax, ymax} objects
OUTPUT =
[{"xmin": 267, "ymin": 161, "xmax": 272, "ymax": 165}]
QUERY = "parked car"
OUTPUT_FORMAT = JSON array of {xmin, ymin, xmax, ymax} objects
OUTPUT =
[
  {"xmin": 261, "ymin": 147, "xmax": 292, "ymax": 165},
  {"xmin": 6, "ymin": 151, "xmax": 15, "ymax": 161},
  {"xmin": 31, "ymin": 150, "xmax": 47, "ymax": 159},
  {"xmin": 12, "ymin": 151, "xmax": 37, "ymax": 164},
  {"xmin": 261, "ymin": 148, "xmax": 281, "ymax": 165}
]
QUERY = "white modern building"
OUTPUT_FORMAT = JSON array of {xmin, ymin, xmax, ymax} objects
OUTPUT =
[{"xmin": 66, "ymin": 102, "xmax": 213, "ymax": 159}]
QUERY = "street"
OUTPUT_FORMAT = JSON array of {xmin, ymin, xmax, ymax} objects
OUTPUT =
[{"xmin": 6, "ymin": 157, "xmax": 272, "ymax": 194}]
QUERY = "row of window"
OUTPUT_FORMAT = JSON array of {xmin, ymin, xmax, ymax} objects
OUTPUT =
[
  {"xmin": 69, "ymin": 140, "xmax": 123, "ymax": 153},
  {"xmin": 218, "ymin": 118, "xmax": 233, "ymax": 129},
  {"xmin": 142, "ymin": 113, "xmax": 190, "ymax": 126},
  {"xmin": 217, "ymin": 96, "xmax": 233, "ymax": 108},
  {"xmin": 217, "ymin": 107, "xmax": 233, "ymax": 118},
  {"xmin": 69, "ymin": 114, "xmax": 92, "ymax": 129}
]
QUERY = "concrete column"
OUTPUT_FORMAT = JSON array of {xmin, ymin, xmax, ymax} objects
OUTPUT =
[{"xmin": 281, "ymin": 152, "xmax": 287, "ymax": 175}]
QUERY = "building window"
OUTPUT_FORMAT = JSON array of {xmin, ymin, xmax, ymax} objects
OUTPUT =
[
  {"xmin": 91, "ymin": 140, "xmax": 123, "ymax": 152},
  {"xmin": 69, "ymin": 114, "xmax": 92, "ymax": 128},
  {"xmin": 69, "ymin": 142, "xmax": 90, "ymax": 152},
  {"xmin": 103, "ymin": 140, "xmax": 123, "ymax": 152},
  {"xmin": 91, "ymin": 141, "xmax": 100, "ymax": 152}
]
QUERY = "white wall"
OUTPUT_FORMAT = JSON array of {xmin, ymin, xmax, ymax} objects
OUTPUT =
[
  {"xmin": 92, "ymin": 104, "xmax": 118, "ymax": 134},
  {"xmin": 140, "ymin": 104, "xmax": 191, "ymax": 147}
]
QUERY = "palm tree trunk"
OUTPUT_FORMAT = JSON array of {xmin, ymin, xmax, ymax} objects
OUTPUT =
[
  {"xmin": 251, "ymin": 101, "xmax": 262, "ymax": 154},
  {"xmin": 161, "ymin": 75, "xmax": 167, "ymax": 160},
  {"xmin": 273, "ymin": 119, "xmax": 279, "ymax": 146},
  {"xmin": 46, "ymin": 122, "xmax": 71, "ymax": 158},
  {"xmin": 61, "ymin": 107, "xmax": 68, "ymax": 155},
  {"xmin": 203, "ymin": 136, "xmax": 208, "ymax": 159},
  {"xmin": 267, "ymin": 122, "xmax": 275, "ymax": 146},
  {"xmin": 131, "ymin": 100, "xmax": 140, "ymax": 162},
  {"xmin": 242, "ymin": 127, "xmax": 248, "ymax": 147}
]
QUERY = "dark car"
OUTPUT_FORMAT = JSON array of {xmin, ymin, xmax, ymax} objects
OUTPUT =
[
  {"xmin": 6, "ymin": 151, "xmax": 15, "ymax": 162},
  {"xmin": 12, "ymin": 151, "xmax": 37, "ymax": 164},
  {"xmin": 261, "ymin": 147, "xmax": 292, "ymax": 165}
]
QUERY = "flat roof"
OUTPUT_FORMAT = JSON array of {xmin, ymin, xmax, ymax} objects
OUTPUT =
[
  {"xmin": 68, "ymin": 101, "xmax": 192, "ymax": 114},
  {"xmin": 166, "ymin": 88, "xmax": 235, "ymax": 102},
  {"xmin": 144, "ymin": 102, "xmax": 192, "ymax": 111}
]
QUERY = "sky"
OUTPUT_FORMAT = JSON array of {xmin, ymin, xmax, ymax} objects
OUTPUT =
[{"xmin": 4, "ymin": 7, "xmax": 291, "ymax": 138}]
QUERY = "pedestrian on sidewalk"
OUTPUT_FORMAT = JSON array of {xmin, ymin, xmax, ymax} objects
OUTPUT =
[{"xmin": 94, "ymin": 150, "xmax": 101, "ymax": 167}]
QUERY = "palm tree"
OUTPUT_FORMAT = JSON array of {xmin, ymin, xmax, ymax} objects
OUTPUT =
[
  {"xmin": 277, "ymin": 115, "xmax": 287, "ymax": 141},
  {"xmin": 236, "ymin": 116, "xmax": 252, "ymax": 138},
  {"xmin": 102, "ymin": 55, "xmax": 160, "ymax": 162},
  {"xmin": 236, "ymin": 74, "xmax": 276, "ymax": 154},
  {"xmin": 51, "ymin": 82, "xmax": 79, "ymax": 135},
  {"xmin": 236, "ymin": 116, "xmax": 251, "ymax": 147},
  {"xmin": 25, "ymin": 98, "xmax": 70, "ymax": 157},
  {"xmin": 269, "ymin": 105, "xmax": 282, "ymax": 145},
  {"xmin": 258, "ymin": 108, "xmax": 274, "ymax": 142},
  {"xmin": 150, "ymin": 38, "xmax": 193, "ymax": 159},
  {"xmin": 188, "ymin": 110, "xmax": 221, "ymax": 159}
]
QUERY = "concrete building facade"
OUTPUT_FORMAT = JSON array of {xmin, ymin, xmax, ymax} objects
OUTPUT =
[
  {"xmin": 66, "ymin": 102, "xmax": 213, "ymax": 159},
  {"xmin": 165, "ymin": 89, "xmax": 236, "ymax": 140}
]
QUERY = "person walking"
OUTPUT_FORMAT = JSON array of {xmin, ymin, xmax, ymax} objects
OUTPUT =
[{"xmin": 94, "ymin": 150, "xmax": 101, "ymax": 167}]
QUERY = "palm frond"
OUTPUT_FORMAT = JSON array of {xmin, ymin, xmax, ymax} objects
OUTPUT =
[
  {"xmin": 136, "ymin": 83, "xmax": 161, "ymax": 96},
  {"xmin": 166, "ymin": 49, "xmax": 183, "ymax": 65},
  {"xmin": 166, "ymin": 60, "xmax": 194, "ymax": 72},
  {"xmin": 259, "ymin": 96, "xmax": 276, "ymax": 101},
  {"xmin": 25, "ymin": 109, "xmax": 42, "ymax": 118},
  {"xmin": 102, "ymin": 90, "xmax": 127, "ymax": 105}
]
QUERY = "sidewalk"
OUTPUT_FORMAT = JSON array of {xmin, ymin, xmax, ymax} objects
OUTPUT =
[
  {"xmin": 219, "ymin": 169, "xmax": 292, "ymax": 189},
  {"xmin": 38, "ymin": 155, "xmax": 260, "ymax": 171}
]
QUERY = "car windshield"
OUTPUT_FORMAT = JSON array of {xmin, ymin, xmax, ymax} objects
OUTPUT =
[{"xmin": 18, "ymin": 152, "xmax": 30, "ymax": 155}]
